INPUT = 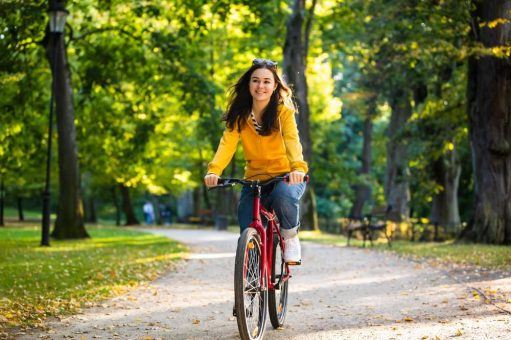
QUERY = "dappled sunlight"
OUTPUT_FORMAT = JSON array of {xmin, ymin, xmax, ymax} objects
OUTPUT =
[
  {"xmin": 291, "ymin": 269, "xmax": 413, "ymax": 294},
  {"xmin": 187, "ymin": 252, "xmax": 235, "ymax": 260},
  {"xmin": 0, "ymin": 226, "xmax": 186, "ymax": 328},
  {"xmin": 30, "ymin": 237, "xmax": 180, "ymax": 253},
  {"xmin": 287, "ymin": 313, "xmax": 510, "ymax": 339},
  {"xmin": 139, "ymin": 228, "xmax": 239, "ymax": 244},
  {"xmin": 134, "ymin": 252, "xmax": 186, "ymax": 264}
]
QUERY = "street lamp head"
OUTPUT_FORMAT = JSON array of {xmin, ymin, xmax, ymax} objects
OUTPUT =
[{"xmin": 48, "ymin": 5, "xmax": 69, "ymax": 33}]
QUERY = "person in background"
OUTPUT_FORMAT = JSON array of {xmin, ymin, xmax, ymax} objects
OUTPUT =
[{"xmin": 143, "ymin": 201, "xmax": 155, "ymax": 225}]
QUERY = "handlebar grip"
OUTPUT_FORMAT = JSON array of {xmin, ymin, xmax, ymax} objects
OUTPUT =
[
  {"xmin": 209, "ymin": 178, "xmax": 235, "ymax": 190},
  {"xmin": 207, "ymin": 178, "xmax": 225, "ymax": 191},
  {"xmin": 284, "ymin": 174, "xmax": 310, "ymax": 183}
]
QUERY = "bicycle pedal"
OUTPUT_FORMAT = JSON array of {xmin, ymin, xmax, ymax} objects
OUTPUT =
[{"xmin": 285, "ymin": 260, "xmax": 301, "ymax": 266}]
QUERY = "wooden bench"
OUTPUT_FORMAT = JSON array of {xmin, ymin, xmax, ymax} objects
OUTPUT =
[
  {"xmin": 346, "ymin": 205, "xmax": 395, "ymax": 248},
  {"xmin": 186, "ymin": 209, "xmax": 214, "ymax": 225}
]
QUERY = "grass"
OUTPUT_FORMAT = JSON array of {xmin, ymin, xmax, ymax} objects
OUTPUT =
[
  {"xmin": 3, "ymin": 207, "xmax": 43, "ymax": 220},
  {"xmin": 374, "ymin": 240, "xmax": 511, "ymax": 270},
  {"xmin": 0, "ymin": 224, "xmax": 187, "ymax": 330},
  {"xmin": 299, "ymin": 230, "xmax": 511, "ymax": 271}
]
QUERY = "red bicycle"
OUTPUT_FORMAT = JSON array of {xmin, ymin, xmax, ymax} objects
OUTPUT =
[{"xmin": 213, "ymin": 175, "xmax": 308, "ymax": 340}]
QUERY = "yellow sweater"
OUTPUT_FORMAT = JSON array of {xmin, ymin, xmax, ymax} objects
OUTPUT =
[{"xmin": 207, "ymin": 105, "xmax": 308, "ymax": 179}]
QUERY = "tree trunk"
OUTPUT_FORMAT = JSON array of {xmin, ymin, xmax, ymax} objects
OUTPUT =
[
  {"xmin": 17, "ymin": 197, "xmax": 24, "ymax": 222},
  {"xmin": 464, "ymin": 0, "xmax": 511, "ymax": 244},
  {"xmin": 119, "ymin": 184, "xmax": 139, "ymax": 225},
  {"xmin": 283, "ymin": 0, "xmax": 312, "ymax": 163},
  {"xmin": 350, "ymin": 96, "xmax": 376, "ymax": 218},
  {"xmin": 384, "ymin": 89, "xmax": 412, "ymax": 221},
  {"xmin": 84, "ymin": 197, "xmax": 97, "ymax": 223},
  {"xmin": 46, "ymin": 0, "xmax": 87, "ymax": 239},
  {"xmin": 430, "ymin": 150, "xmax": 461, "ymax": 231},
  {"xmin": 153, "ymin": 196, "xmax": 162, "ymax": 225},
  {"xmin": 283, "ymin": 0, "xmax": 319, "ymax": 231},
  {"xmin": 429, "ymin": 67, "xmax": 461, "ymax": 233},
  {"xmin": 111, "ymin": 186, "xmax": 121, "ymax": 226}
]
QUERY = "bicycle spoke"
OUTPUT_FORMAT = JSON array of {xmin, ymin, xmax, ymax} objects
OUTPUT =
[
  {"xmin": 269, "ymin": 235, "xmax": 289, "ymax": 329},
  {"xmin": 235, "ymin": 230, "xmax": 267, "ymax": 340}
]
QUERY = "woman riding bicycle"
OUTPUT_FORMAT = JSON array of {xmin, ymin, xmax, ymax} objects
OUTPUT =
[{"xmin": 204, "ymin": 58, "xmax": 308, "ymax": 264}]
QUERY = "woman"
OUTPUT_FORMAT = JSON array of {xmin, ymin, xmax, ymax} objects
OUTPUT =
[{"xmin": 204, "ymin": 58, "xmax": 308, "ymax": 264}]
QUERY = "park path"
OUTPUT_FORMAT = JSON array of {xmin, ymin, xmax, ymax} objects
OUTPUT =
[{"xmin": 19, "ymin": 228, "xmax": 510, "ymax": 340}]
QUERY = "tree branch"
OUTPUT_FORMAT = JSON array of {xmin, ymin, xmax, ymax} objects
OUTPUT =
[{"xmin": 303, "ymin": 0, "xmax": 317, "ymax": 62}]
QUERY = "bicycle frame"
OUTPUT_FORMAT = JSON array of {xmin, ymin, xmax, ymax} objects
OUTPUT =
[{"xmin": 247, "ymin": 183, "xmax": 291, "ymax": 291}]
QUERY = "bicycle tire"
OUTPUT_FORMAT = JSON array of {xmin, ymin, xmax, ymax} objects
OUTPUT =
[
  {"xmin": 268, "ymin": 234, "xmax": 289, "ymax": 328},
  {"xmin": 234, "ymin": 228, "xmax": 268, "ymax": 340}
]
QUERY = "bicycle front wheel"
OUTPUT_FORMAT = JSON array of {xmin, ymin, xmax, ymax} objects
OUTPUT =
[
  {"xmin": 234, "ymin": 228, "xmax": 268, "ymax": 340},
  {"xmin": 268, "ymin": 235, "xmax": 289, "ymax": 328}
]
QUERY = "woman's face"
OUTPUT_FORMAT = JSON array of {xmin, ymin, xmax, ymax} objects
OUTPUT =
[{"xmin": 249, "ymin": 68, "xmax": 277, "ymax": 104}]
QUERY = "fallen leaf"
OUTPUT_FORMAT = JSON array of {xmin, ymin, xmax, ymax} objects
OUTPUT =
[
  {"xmin": 192, "ymin": 319, "xmax": 200, "ymax": 325},
  {"xmin": 455, "ymin": 329, "xmax": 463, "ymax": 336},
  {"xmin": 403, "ymin": 316, "xmax": 414, "ymax": 322}
]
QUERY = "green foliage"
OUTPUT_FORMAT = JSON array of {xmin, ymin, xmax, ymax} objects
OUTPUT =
[
  {"xmin": 0, "ymin": 1, "xmax": 49, "ymax": 196},
  {"xmin": 316, "ymin": 0, "xmax": 476, "ymax": 223},
  {"xmin": 0, "ymin": 225, "xmax": 186, "ymax": 328},
  {"xmin": 0, "ymin": 0, "xmax": 496, "ymax": 236}
]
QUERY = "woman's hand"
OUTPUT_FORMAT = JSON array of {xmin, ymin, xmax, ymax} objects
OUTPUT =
[
  {"xmin": 288, "ymin": 171, "xmax": 305, "ymax": 185},
  {"xmin": 204, "ymin": 173, "xmax": 220, "ymax": 187}
]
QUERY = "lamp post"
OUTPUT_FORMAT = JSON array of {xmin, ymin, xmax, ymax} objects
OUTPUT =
[{"xmin": 41, "ymin": 4, "xmax": 68, "ymax": 246}]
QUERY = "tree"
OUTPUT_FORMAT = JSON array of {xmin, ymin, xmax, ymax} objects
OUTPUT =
[
  {"xmin": 0, "ymin": 0, "xmax": 53, "ymax": 227},
  {"xmin": 464, "ymin": 0, "xmax": 511, "ymax": 244},
  {"xmin": 283, "ymin": 0, "xmax": 319, "ymax": 231},
  {"xmin": 45, "ymin": 0, "xmax": 87, "ymax": 239},
  {"xmin": 349, "ymin": 94, "xmax": 377, "ymax": 218},
  {"xmin": 325, "ymin": 0, "xmax": 471, "ymax": 228}
]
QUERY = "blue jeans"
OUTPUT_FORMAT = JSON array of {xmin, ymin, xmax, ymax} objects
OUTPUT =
[{"xmin": 237, "ymin": 181, "xmax": 306, "ymax": 239}]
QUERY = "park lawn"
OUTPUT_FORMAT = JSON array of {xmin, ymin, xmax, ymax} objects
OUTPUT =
[
  {"xmin": 299, "ymin": 230, "xmax": 511, "ymax": 271},
  {"xmin": 0, "ymin": 225, "xmax": 187, "ymax": 329},
  {"xmin": 3, "ymin": 207, "xmax": 42, "ymax": 220}
]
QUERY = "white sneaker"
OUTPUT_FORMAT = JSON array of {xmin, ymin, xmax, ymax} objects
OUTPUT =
[{"xmin": 284, "ymin": 235, "xmax": 301, "ymax": 265}]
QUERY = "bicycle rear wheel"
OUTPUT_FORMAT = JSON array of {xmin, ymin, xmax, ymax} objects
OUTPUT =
[
  {"xmin": 234, "ymin": 228, "xmax": 268, "ymax": 340},
  {"xmin": 268, "ymin": 234, "xmax": 289, "ymax": 328}
]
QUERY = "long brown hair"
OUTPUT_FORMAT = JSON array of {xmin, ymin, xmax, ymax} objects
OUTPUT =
[{"xmin": 223, "ymin": 61, "xmax": 294, "ymax": 135}]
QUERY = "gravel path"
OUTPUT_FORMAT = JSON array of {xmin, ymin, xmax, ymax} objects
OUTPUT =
[{"xmin": 19, "ymin": 228, "xmax": 510, "ymax": 340}]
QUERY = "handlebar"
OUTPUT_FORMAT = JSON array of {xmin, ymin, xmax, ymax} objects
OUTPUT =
[{"xmin": 208, "ymin": 174, "xmax": 310, "ymax": 191}]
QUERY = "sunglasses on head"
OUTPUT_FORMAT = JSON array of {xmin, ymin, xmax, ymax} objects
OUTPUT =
[{"xmin": 252, "ymin": 58, "xmax": 278, "ymax": 68}]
